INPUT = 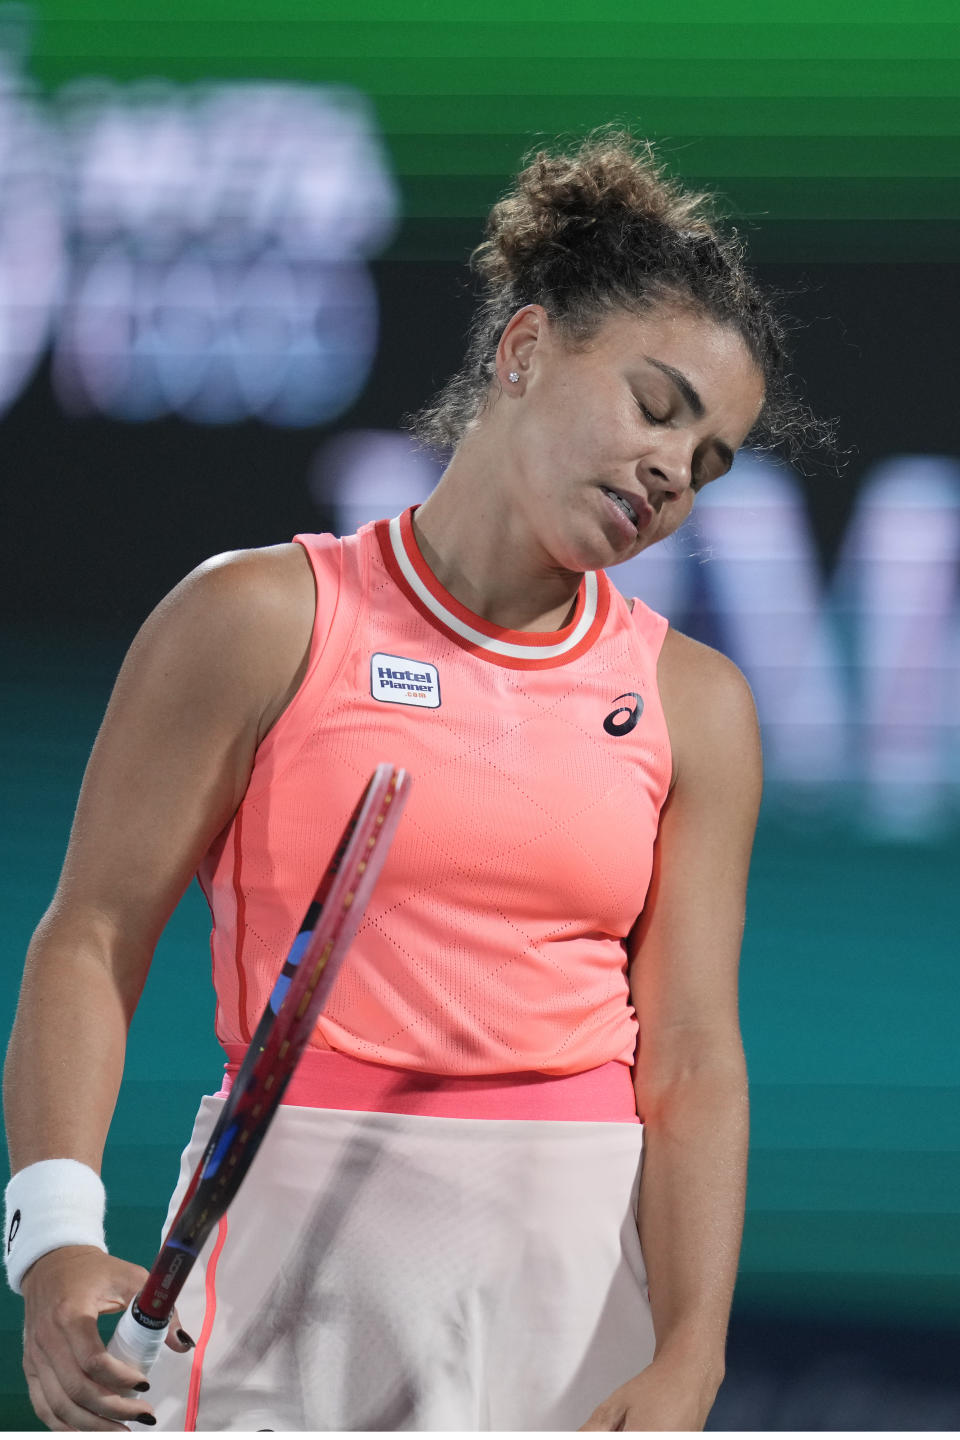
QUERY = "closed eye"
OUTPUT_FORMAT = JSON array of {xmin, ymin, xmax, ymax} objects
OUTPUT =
[{"xmin": 637, "ymin": 400, "xmax": 668, "ymax": 424}]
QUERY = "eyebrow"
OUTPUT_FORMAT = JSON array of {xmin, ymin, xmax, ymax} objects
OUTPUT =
[{"xmin": 643, "ymin": 355, "xmax": 735, "ymax": 474}]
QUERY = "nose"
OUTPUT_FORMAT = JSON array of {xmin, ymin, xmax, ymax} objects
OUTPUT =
[{"xmin": 640, "ymin": 434, "xmax": 695, "ymax": 502}]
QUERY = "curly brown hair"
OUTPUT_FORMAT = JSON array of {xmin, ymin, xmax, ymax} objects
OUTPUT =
[{"xmin": 403, "ymin": 126, "xmax": 832, "ymax": 465}]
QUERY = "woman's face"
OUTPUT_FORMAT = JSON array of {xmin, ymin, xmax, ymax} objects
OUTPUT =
[{"xmin": 492, "ymin": 301, "xmax": 766, "ymax": 574}]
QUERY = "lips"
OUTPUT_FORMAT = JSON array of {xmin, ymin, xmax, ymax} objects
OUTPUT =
[{"xmin": 599, "ymin": 484, "xmax": 653, "ymax": 534}]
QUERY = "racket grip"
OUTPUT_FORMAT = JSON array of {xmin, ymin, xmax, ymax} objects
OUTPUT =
[{"xmin": 107, "ymin": 1298, "xmax": 170, "ymax": 1376}]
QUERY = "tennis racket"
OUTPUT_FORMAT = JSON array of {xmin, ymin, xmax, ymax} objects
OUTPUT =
[{"xmin": 106, "ymin": 762, "xmax": 410, "ymax": 1376}]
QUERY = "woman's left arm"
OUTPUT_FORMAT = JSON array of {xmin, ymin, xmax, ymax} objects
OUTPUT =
[{"xmin": 581, "ymin": 632, "xmax": 762, "ymax": 1432}]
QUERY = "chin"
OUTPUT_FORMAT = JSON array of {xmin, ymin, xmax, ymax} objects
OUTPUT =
[
  {"xmin": 550, "ymin": 526, "xmax": 610, "ymax": 572},
  {"xmin": 547, "ymin": 513, "xmax": 640, "ymax": 574},
  {"xmin": 594, "ymin": 524, "xmax": 647, "ymax": 568}
]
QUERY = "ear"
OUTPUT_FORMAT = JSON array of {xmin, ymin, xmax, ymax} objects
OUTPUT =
[{"xmin": 495, "ymin": 305, "xmax": 545, "ymax": 388}]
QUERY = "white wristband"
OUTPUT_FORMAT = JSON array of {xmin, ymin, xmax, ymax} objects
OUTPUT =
[{"xmin": 4, "ymin": 1159, "xmax": 107, "ymax": 1295}]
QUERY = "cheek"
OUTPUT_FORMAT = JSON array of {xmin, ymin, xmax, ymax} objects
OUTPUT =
[
  {"xmin": 519, "ymin": 393, "xmax": 586, "ymax": 473},
  {"xmin": 515, "ymin": 378, "xmax": 626, "ymax": 484},
  {"xmin": 645, "ymin": 491, "xmax": 696, "ymax": 549}
]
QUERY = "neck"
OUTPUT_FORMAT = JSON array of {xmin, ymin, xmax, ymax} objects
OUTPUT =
[{"xmin": 412, "ymin": 447, "xmax": 584, "ymax": 634}]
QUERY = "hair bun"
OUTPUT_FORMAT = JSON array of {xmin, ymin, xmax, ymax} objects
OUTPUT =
[
  {"xmin": 474, "ymin": 128, "xmax": 716, "ymax": 292},
  {"xmin": 403, "ymin": 124, "xmax": 833, "ymax": 466}
]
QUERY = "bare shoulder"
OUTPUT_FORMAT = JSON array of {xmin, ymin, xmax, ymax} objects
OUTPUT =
[
  {"xmin": 163, "ymin": 541, "xmax": 314, "ymax": 639},
  {"xmin": 123, "ymin": 541, "xmax": 317, "ymax": 742},
  {"xmin": 658, "ymin": 626, "xmax": 757, "ymax": 722},
  {"xmin": 657, "ymin": 627, "xmax": 761, "ymax": 794},
  {"xmin": 39, "ymin": 543, "xmax": 318, "ymax": 944}
]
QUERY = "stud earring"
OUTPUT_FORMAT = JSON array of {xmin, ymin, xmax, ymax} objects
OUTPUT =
[{"xmin": 508, "ymin": 371, "xmax": 520, "ymax": 383}]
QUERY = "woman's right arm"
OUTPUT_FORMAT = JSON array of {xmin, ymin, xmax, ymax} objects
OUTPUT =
[{"xmin": 4, "ymin": 542, "xmax": 316, "ymax": 1431}]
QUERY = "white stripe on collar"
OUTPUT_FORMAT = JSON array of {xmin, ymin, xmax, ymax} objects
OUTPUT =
[{"xmin": 388, "ymin": 514, "xmax": 599, "ymax": 660}]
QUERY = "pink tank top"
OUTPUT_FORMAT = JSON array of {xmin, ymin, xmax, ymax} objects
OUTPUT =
[{"xmin": 197, "ymin": 507, "xmax": 672, "ymax": 1080}]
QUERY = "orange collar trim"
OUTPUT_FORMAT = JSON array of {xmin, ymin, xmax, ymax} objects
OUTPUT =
[{"xmin": 375, "ymin": 507, "xmax": 610, "ymax": 671}]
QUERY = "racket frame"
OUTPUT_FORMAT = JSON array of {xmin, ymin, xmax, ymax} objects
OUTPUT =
[{"xmin": 106, "ymin": 762, "xmax": 409, "ymax": 1370}]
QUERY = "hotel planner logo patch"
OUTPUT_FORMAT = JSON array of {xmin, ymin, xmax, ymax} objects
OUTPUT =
[{"xmin": 371, "ymin": 653, "xmax": 441, "ymax": 708}]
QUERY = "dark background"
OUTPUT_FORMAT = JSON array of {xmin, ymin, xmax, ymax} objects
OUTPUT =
[{"xmin": 3, "ymin": 263, "xmax": 960, "ymax": 625}]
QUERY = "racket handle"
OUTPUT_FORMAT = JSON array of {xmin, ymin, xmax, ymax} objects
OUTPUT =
[{"xmin": 107, "ymin": 1298, "xmax": 170, "ymax": 1377}]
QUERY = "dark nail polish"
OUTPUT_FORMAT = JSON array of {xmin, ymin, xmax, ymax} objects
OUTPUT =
[
  {"xmin": 134, "ymin": 1382, "xmax": 150, "ymax": 1393},
  {"xmin": 136, "ymin": 1414, "xmax": 156, "ymax": 1426},
  {"xmin": 176, "ymin": 1328, "xmax": 195, "ymax": 1347}
]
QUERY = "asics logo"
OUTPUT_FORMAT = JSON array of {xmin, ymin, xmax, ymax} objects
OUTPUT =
[{"xmin": 603, "ymin": 693, "xmax": 643, "ymax": 736}]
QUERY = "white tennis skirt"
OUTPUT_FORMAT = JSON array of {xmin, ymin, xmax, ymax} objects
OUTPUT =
[{"xmin": 140, "ymin": 1097, "xmax": 654, "ymax": 1432}]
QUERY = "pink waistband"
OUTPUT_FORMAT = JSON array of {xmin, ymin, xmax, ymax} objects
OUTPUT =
[{"xmin": 216, "ymin": 1046, "xmax": 639, "ymax": 1123}]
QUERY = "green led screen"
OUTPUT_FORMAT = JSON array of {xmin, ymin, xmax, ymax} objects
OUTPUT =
[{"xmin": 16, "ymin": 0, "xmax": 960, "ymax": 258}]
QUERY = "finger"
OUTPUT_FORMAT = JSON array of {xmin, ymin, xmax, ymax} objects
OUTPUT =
[
  {"xmin": 29, "ymin": 1343, "xmax": 136, "ymax": 1432},
  {"xmin": 24, "ymin": 1365, "xmax": 67, "ymax": 1433},
  {"xmin": 61, "ymin": 1310, "xmax": 157, "ymax": 1398},
  {"xmin": 165, "ymin": 1306, "xmax": 195, "ymax": 1353},
  {"xmin": 32, "ymin": 1317, "xmax": 156, "ymax": 1427},
  {"xmin": 579, "ymin": 1407, "xmax": 624, "ymax": 1432}
]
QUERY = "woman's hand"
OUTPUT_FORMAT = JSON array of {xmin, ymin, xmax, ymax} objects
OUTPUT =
[
  {"xmin": 21, "ymin": 1246, "xmax": 193, "ymax": 1431},
  {"xmin": 579, "ymin": 1356, "xmax": 719, "ymax": 1432}
]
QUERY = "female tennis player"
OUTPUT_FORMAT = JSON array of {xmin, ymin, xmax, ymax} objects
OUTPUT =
[{"xmin": 5, "ymin": 128, "xmax": 821, "ymax": 1430}]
